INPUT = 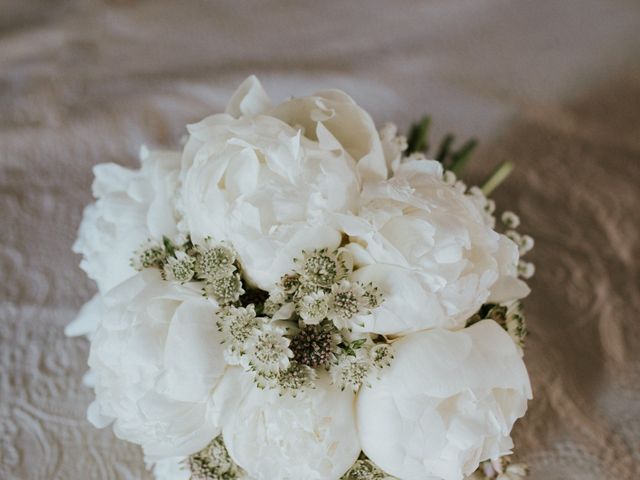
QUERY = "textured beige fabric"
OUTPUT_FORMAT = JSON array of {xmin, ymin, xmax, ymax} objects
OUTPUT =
[{"xmin": 1, "ymin": 1, "xmax": 639, "ymax": 479}]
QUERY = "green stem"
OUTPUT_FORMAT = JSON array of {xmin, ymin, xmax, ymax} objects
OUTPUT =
[
  {"xmin": 449, "ymin": 139, "xmax": 478, "ymax": 174},
  {"xmin": 480, "ymin": 161, "xmax": 514, "ymax": 196}
]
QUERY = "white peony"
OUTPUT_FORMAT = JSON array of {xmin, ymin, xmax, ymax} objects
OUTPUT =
[
  {"xmin": 215, "ymin": 367, "xmax": 360, "ymax": 480},
  {"xmin": 87, "ymin": 270, "xmax": 227, "ymax": 458},
  {"xmin": 179, "ymin": 76, "xmax": 391, "ymax": 290},
  {"xmin": 357, "ymin": 320, "xmax": 532, "ymax": 480},
  {"xmin": 338, "ymin": 159, "xmax": 529, "ymax": 336},
  {"xmin": 74, "ymin": 147, "xmax": 180, "ymax": 293}
]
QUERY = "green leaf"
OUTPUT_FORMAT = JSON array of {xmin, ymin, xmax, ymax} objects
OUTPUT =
[
  {"xmin": 406, "ymin": 116, "xmax": 431, "ymax": 154},
  {"xmin": 435, "ymin": 133, "xmax": 455, "ymax": 163},
  {"xmin": 162, "ymin": 236, "xmax": 176, "ymax": 257}
]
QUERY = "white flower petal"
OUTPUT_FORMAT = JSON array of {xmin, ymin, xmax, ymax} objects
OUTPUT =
[
  {"xmin": 74, "ymin": 151, "xmax": 180, "ymax": 293},
  {"xmin": 225, "ymin": 75, "xmax": 272, "ymax": 118},
  {"xmin": 357, "ymin": 320, "xmax": 532, "ymax": 480},
  {"xmin": 219, "ymin": 368, "xmax": 360, "ymax": 480},
  {"xmin": 87, "ymin": 272, "xmax": 227, "ymax": 458}
]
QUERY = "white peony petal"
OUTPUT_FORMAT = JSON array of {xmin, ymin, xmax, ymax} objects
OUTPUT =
[
  {"xmin": 86, "ymin": 272, "xmax": 227, "ymax": 459},
  {"xmin": 341, "ymin": 158, "xmax": 524, "ymax": 335},
  {"xmin": 74, "ymin": 150, "xmax": 180, "ymax": 293},
  {"xmin": 357, "ymin": 320, "xmax": 532, "ymax": 480},
  {"xmin": 159, "ymin": 299, "xmax": 226, "ymax": 403},
  {"xmin": 352, "ymin": 264, "xmax": 448, "ymax": 336},
  {"xmin": 219, "ymin": 368, "xmax": 360, "ymax": 480},
  {"xmin": 488, "ymin": 236, "xmax": 530, "ymax": 303},
  {"xmin": 225, "ymin": 75, "xmax": 272, "ymax": 118},
  {"xmin": 65, "ymin": 293, "xmax": 105, "ymax": 338}
]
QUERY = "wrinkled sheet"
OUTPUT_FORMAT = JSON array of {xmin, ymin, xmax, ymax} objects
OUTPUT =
[{"xmin": 1, "ymin": 1, "xmax": 639, "ymax": 478}]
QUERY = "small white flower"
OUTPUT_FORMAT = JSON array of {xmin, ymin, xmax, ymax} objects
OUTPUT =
[
  {"xmin": 501, "ymin": 211, "xmax": 521, "ymax": 229},
  {"xmin": 330, "ymin": 348, "xmax": 372, "ymax": 392},
  {"xmin": 163, "ymin": 251, "xmax": 196, "ymax": 284},
  {"xmin": 370, "ymin": 344, "xmax": 394, "ymax": 370},
  {"xmin": 300, "ymin": 248, "xmax": 342, "ymax": 288},
  {"xmin": 517, "ymin": 260, "xmax": 535, "ymax": 279},
  {"xmin": 343, "ymin": 458, "xmax": 392, "ymax": 480},
  {"xmin": 204, "ymin": 271, "xmax": 245, "ymax": 304},
  {"xmin": 518, "ymin": 235, "xmax": 535, "ymax": 255},
  {"xmin": 186, "ymin": 435, "xmax": 242, "ymax": 480},
  {"xmin": 246, "ymin": 324, "xmax": 293, "ymax": 375},
  {"xmin": 131, "ymin": 240, "xmax": 166, "ymax": 271},
  {"xmin": 217, "ymin": 306, "xmax": 264, "ymax": 364},
  {"xmin": 443, "ymin": 169, "xmax": 457, "ymax": 186},
  {"xmin": 194, "ymin": 240, "xmax": 237, "ymax": 281},
  {"xmin": 298, "ymin": 290, "xmax": 330, "ymax": 325},
  {"xmin": 274, "ymin": 361, "xmax": 317, "ymax": 396},
  {"xmin": 327, "ymin": 280, "xmax": 375, "ymax": 329}
]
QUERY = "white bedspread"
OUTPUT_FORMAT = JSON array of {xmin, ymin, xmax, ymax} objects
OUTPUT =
[{"xmin": 1, "ymin": 1, "xmax": 639, "ymax": 478}]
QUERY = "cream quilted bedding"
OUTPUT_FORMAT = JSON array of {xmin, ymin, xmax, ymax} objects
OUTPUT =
[{"xmin": 1, "ymin": 1, "xmax": 639, "ymax": 478}]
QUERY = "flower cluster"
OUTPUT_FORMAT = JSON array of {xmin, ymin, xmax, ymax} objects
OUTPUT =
[
  {"xmin": 186, "ymin": 436, "xmax": 243, "ymax": 480},
  {"xmin": 69, "ymin": 76, "xmax": 535, "ymax": 480},
  {"xmin": 341, "ymin": 455, "xmax": 394, "ymax": 480},
  {"xmin": 133, "ymin": 237, "xmax": 245, "ymax": 305},
  {"xmin": 213, "ymin": 248, "xmax": 392, "ymax": 395},
  {"xmin": 266, "ymin": 248, "xmax": 381, "ymax": 329}
]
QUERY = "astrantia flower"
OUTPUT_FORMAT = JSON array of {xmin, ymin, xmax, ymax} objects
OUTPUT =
[
  {"xmin": 357, "ymin": 320, "xmax": 532, "ymax": 480},
  {"xmin": 216, "ymin": 368, "xmax": 360, "ymax": 480},
  {"xmin": 204, "ymin": 271, "xmax": 245, "ymax": 305},
  {"xmin": 194, "ymin": 240, "xmax": 237, "ymax": 281},
  {"xmin": 298, "ymin": 290, "xmax": 330, "ymax": 325},
  {"xmin": 369, "ymin": 344, "xmax": 394, "ymax": 370},
  {"xmin": 331, "ymin": 348, "xmax": 373, "ymax": 392},
  {"xmin": 132, "ymin": 240, "xmax": 166, "ymax": 271},
  {"xmin": 246, "ymin": 323, "xmax": 293, "ymax": 374},
  {"xmin": 163, "ymin": 251, "xmax": 196, "ymax": 284},
  {"xmin": 74, "ymin": 148, "xmax": 180, "ymax": 293},
  {"xmin": 342, "ymin": 458, "xmax": 393, "ymax": 480},
  {"xmin": 339, "ymin": 159, "xmax": 530, "ymax": 335},
  {"xmin": 87, "ymin": 270, "xmax": 227, "ymax": 458},
  {"xmin": 217, "ymin": 305, "xmax": 264, "ymax": 364},
  {"xmin": 179, "ymin": 76, "xmax": 393, "ymax": 291},
  {"xmin": 327, "ymin": 280, "xmax": 378, "ymax": 330},
  {"xmin": 187, "ymin": 435, "xmax": 242, "ymax": 480},
  {"xmin": 273, "ymin": 361, "xmax": 317, "ymax": 396},
  {"xmin": 290, "ymin": 322, "xmax": 341, "ymax": 368},
  {"xmin": 299, "ymin": 248, "xmax": 349, "ymax": 288}
]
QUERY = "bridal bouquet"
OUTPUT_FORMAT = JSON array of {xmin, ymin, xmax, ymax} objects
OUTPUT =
[{"xmin": 67, "ymin": 76, "xmax": 535, "ymax": 480}]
